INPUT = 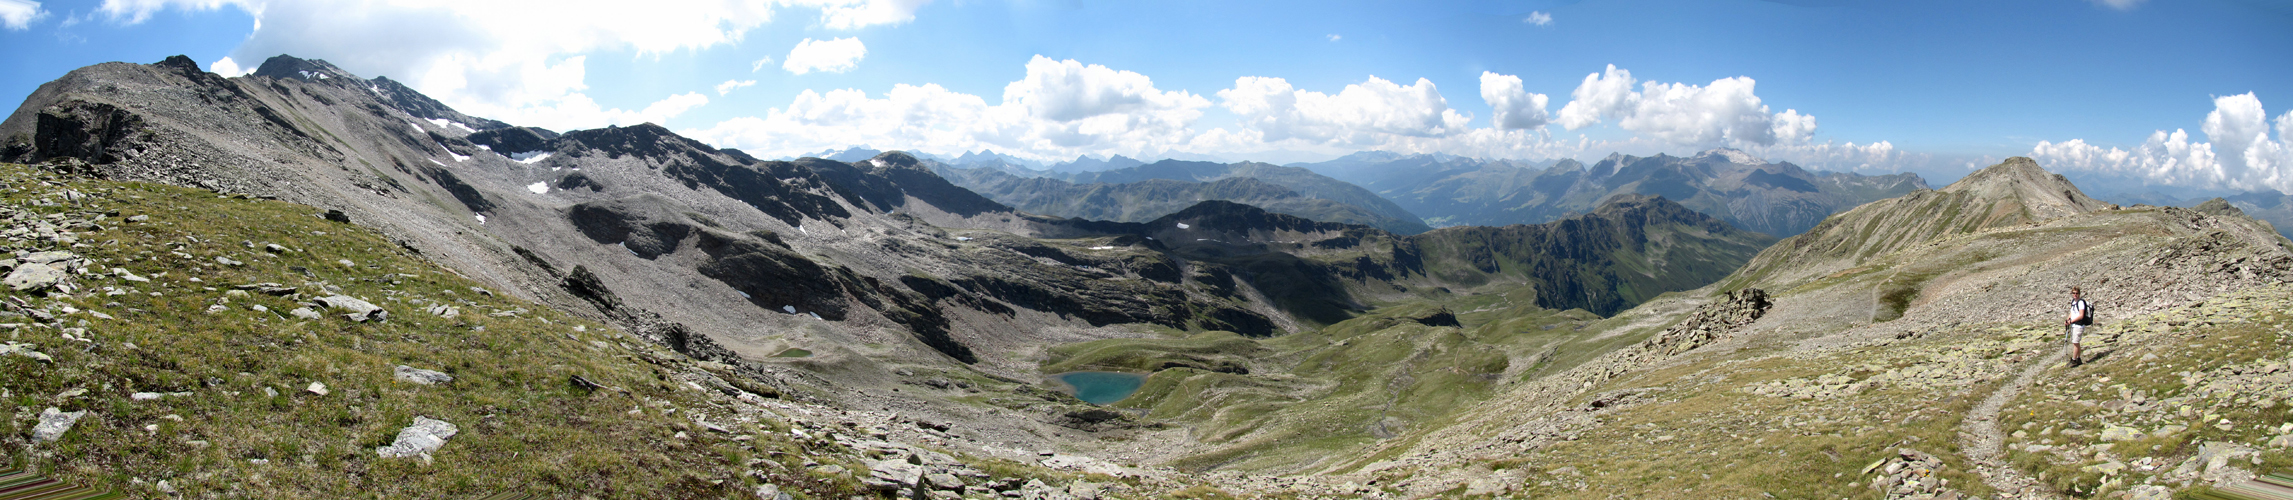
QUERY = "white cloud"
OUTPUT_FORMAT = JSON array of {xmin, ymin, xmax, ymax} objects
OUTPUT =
[
  {"xmin": 1747, "ymin": 140, "xmax": 1918, "ymax": 174},
  {"xmin": 1553, "ymin": 64, "xmax": 1815, "ymax": 148},
  {"xmin": 2088, "ymin": 0, "xmax": 2144, "ymax": 10},
  {"xmin": 1479, "ymin": 71, "xmax": 1549, "ymax": 131},
  {"xmin": 1217, "ymin": 75, "xmax": 1471, "ymax": 147},
  {"xmin": 1003, "ymin": 56, "xmax": 1207, "ymax": 123},
  {"xmin": 716, "ymin": 79, "xmax": 756, "ymax": 96},
  {"xmin": 750, "ymin": 56, "xmax": 774, "ymax": 72},
  {"xmin": 1326, "ymin": 34, "xmax": 1340, "ymax": 42},
  {"xmin": 94, "ymin": 0, "xmax": 927, "ymax": 131},
  {"xmin": 689, "ymin": 55, "xmax": 1207, "ymax": 162},
  {"xmin": 504, "ymin": 91, "xmax": 712, "ymax": 130},
  {"xmin": 783, "ymin": 37, "xmax": 866, "ymax": 75},
  {"xmin": 0, "ymin": 0, "xmax": 43, "ymax": 29},
  {"xmin": 1524, "ymin": 11, "xmax": 1551, "ymax": 26},
  {"xmin": 209, "ymin": 56, "xmax": 250, "ymax": 77},
  {"xmin": 2030, "ymin": 93, "xmax": 2293, "ymax": 193},
  {"xmin": 802, "ymin": 0, "xmax": 930, "ymax": 29}
]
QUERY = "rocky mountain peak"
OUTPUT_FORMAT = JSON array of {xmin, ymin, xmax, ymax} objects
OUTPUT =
[
  {"xmin": 153, "ymin": 54, "xmax": 202, "ymax": 72},
  {"xmin": 2192, "ymin": 197, "xmax": 2247, "ymax": 217},
  {"xmin": 1940, "ymin": 156, "xmax": 2111, "ymax": 220},
  {"xmin": 1693, "ymin": 147, "xmax": 1766, "ymax": 165},
  {"xmin": 252, "ymin": 54, "xmax": 353, "ymax": 81},
  {"xmin": 1550, "ymin": 158, "xmax": 1586, "ymax": 173},
  {"xmin": 867, "ymin": 150, "xmax": 924, "ymax": 169}
]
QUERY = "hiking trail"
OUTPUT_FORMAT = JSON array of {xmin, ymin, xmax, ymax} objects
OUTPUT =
[{"xmin": 1961, "ymin": 345, "xmax": 2065, "ymax": 499}]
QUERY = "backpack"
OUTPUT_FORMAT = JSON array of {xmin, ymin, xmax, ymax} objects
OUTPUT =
[{"xmin": 2073, "ymin": 299, "xmax": 2096, "ymax": 326}]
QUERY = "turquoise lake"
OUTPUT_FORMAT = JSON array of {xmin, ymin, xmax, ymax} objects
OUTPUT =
[{"xmin": 1056, "ymin": 371, "xmax": 1146, "ymax": 405}]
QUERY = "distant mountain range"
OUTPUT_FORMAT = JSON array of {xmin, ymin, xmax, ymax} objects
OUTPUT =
[
  {"xmin": 2086, "ymin": 188, "xmax": 2293, "ymax": 240},
  {"xmin": 1293, "ymin": 149, "xmax": 1930, "ymax": 238},
  {"xmin": 934, "ymin": 159, "xmax": 1436, "ymax": 235}
]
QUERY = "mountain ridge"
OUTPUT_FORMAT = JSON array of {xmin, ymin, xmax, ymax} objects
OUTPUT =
[{"xmin": 1292, "ymin": 148, "xmax": 1928, "ymax": 238}]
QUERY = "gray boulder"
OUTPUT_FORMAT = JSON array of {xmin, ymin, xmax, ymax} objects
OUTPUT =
[
  {"xmin": 33, "ymin": 407, "xmax": 86, "ymax": 442},
  {"xmin": 312, "ymin": 295, "xmax": 387, "ymax": 322},
  {"xmin": 375, "ymin": 416, "xmax": 458, "ymax": 458},
  {"xmin": 395, "ymin": 365, "xmax": 453, "ymax": 385},
  {"xmin": 21, "ymin": 251, "xmax": 77, "ymax": 265},
  {"xmin": 4, "ymin": 263, "xmax": 66, "ymax": 292}
]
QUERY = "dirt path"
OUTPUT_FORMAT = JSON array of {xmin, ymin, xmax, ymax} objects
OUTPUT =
[{"xmin": 1961, "ymin": 346, "xmax": 2064, "ymax": 499}]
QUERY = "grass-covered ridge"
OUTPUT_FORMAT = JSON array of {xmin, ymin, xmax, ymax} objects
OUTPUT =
[{"xmin": 0, "ymin": 162, "xmax": 832, "ymax": 497}]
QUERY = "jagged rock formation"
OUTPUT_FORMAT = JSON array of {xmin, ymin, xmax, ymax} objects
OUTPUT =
[{"xmin": 1294, "ymin": 149, "xmax": 1929, "ymax": 237}]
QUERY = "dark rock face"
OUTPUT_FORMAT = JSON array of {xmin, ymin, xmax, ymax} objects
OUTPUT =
[
  {"xmin": 1409, "ymin": 307, "xmax": 1461, "ymax": 327},
  {"xmin": 367, "ymin": 74, "xmax": 510, "ymax": 131},
  {"xmin": 567, "ymin": 195, "xmax": 696, "ymax": 259},
  {"xmin": 425, "ymin": 164, "xmax": 495, "ymax": 215},
  {"xmin": 467, "ymin": 127, "xmax": 559, "ymax": 155},
  {"xmin": 555, "ymin": 171, "xmax": 603, "ymax": 192},
  {"xmin": 693, "ymin": 229, "xmax": 852, "ymax": 321},
  {"xmin": 31, "ymin": 100, "xmax": 144, "ymax": 165}
]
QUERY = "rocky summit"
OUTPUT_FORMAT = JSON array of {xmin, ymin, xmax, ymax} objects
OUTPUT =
[{"xmin": 1, "ymin": 54, "xmax": 2290, "ymax": 500}]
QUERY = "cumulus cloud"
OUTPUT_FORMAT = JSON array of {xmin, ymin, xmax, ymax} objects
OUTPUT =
[
  {"xmin": 209, "ymin": 56, "xmax": 250, "ymax": 77},
  {"xmin": 716, "ymin": 79, "xmax": 756, "ymax": 95},
  {"xmin": 0, "ymin": 0, "xmax": 41, "ymax": 29},
  {"xmin": 1003, "ymin": 56, "xmax": 1208, "ymax": 123},
  {"xmin": 1479, "ymin": 71, "xmax": 1549, "ymax": 131},
  {"xmin": 749, "ymin": 56, "xmax": 774, "ymax": 72},
  {"xmin": 1553, "ymin": 64, "xmax": 1815, "ymax": 148},
  {"xmin": 1747, "ymin": 140, "xmax": 1919, "ymax": 174},
  {"xmin": 2031, "ymin": 93, "xmax": 2293, "ymax": 193},
  {"xmin": 95, "ymin": 0, "xmax": 926, "ymax": 131},
  {"xmin": 1524, "ymin": 11, "xmax": 1551, "ymax": 26},
  {"xmin": 783, "ymin": 37, "xmax": 866, "ymax": 74},
  {"xmin": 803, "ymin": 0, "xmax": 930, "ymax": 29},
  {"xmin": 1217, "ymin": 75, "xmax": 1472, "ymax": 147},
  {"xmin": 689, "ymin": 56, "xmax": 1206, "ymax": 161}
]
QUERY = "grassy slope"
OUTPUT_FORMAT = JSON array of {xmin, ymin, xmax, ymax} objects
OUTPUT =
[
  {"xmin": 1454, "ymin": 286, "xmax": 2293, "ymax": 499},
  {"xmin": 1040, "ymin": 291, "xmax": 1641, "ymax": 474},
  {"xmin": 1997, "ymin": 288, "xmax": 2293, "ymax": 497},
  {"xmin": 0, "ymin": 163, "xmax": 840, "ymax": 498}
]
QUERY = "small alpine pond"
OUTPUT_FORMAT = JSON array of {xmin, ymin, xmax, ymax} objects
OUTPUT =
[{"xmin": 1055, "ymin": 371, "xmax": 1146, "ymax": 405}]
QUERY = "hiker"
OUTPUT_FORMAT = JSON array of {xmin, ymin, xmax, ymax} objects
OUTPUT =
[{"xmin": 2066, "ymin": 287, "xmax": 2092, "ymax": 366}]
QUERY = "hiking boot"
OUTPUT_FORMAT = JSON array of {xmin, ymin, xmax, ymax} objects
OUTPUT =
[{"xmin": 2070, "ymin": 359, "xmax": 2083, "ymax": 367}]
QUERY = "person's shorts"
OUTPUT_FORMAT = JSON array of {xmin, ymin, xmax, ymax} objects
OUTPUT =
[{"xmin": 2068, "ymin": 324, "xmax": 2085, "ymax": 344}]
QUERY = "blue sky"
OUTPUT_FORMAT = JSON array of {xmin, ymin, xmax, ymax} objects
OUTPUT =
[{"xmin": 2, "ymin": 0, "xmax": 2290, "ymax": 193}]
